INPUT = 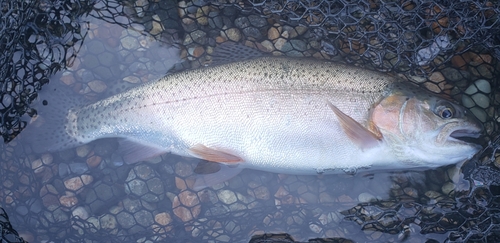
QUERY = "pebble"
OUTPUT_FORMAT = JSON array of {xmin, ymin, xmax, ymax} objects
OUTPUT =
[
  {"xmin": 188, "ymin": 46, "xmax": 205, "ymax": 58},
  {"xmin": 274, "ymin": 38, "xmax": 287, "ymax": 51},
  {"xmin": 72, "ymin": 206, "xmax": 89, "ymax": 220},
  {"xmin": 416, "ymin": 35, "xmax": 450, "ymax": 65},
  {"xmin": 295, "ymin": 26, "xmax": 308, "ymax": 36},
  {"xmin": 87, "ymin": 216, "xmax": 101, "ymax": 229},
  {"xmin": 462, "ymin": 79, "xmax": 491, "ymax": 121},
  {"xmin": 208, "ymin": 12, "xmax": 223, "ymax": 29},
  {"xmin": 235, "ymin": 16, "xmax": 250, "ymax": 29},
  {"xmin": 224, "ymin": 28, "xmax": 241, "ymax": 42},
  {"xmin": 196, "ymin": 7, "xmax": 209, "ymax": 26},
  {"xmin": 175, "ymin": 162, "xmax": 193, "ymax": 177},
  {"xmin": 441, "ymin": 182, "xmax": 456, "ymax": 195},
  {"xmin": 76, "ymin": 145, "xmax": 92, "ymax": 157},
  {"xmin": 289, "ymin": 39, "xmax": 307, "ymax": 52},
  {"xmin": 125, "ymin": 164, "xmax": 165, "ymax": 202},
  {"xmin": 268, "ymin": 27, "xmax": 280, "ymax": 40},
  {"xmin": 217, "ymin": 190, "xmax": 237, "ymax": 205},
  {"xmin": 60, "ymin": 193, "xmax": 79, "ymax": 207},
  {"xmin": 424, "ymin": 190, "xmax": 441, "ymax": 199},
  {"xmin": 61, "ymin": 71, "xmax": 76, "ymax": 85},
  {"xmin": 86, "ymin": 155, "xmax": 102, "ymax": 168},
  {"xmin": 134, "ymin": 209, "xmax": 154, "ymax": 227},
  {"xmin": 172, "ymin": 190, "xmax": 201, "ymax": 222},
  {"xmin": 121, "ymin": 36, "xmax": 139, "ymax": 50},
  {"xmin": 100, "ymin": 214, "xmax": 118, "ymax": 230},
  {"xmin": 309, "ymin": 223, "xmax": 322, "ymax": 233},
  {"xmin": 88, "ymin": 80, "xmax": 107, "ymax": 93},
  {"xmin": 151, "ymin": 16, "xmax": 164, "ymax": 35},
  {"xmin": 31, "ymin": 154, "xmax": 53, "ymax": 174},
  {"xmin": 243, "ymin": 27, "xmax": 262, "ymax": 39},
  {"xmin": 64, "ymin": 175, "xmax": 93, "ymax": 192},
  {"xmin": 428, "ymin": 71, "xmax": 445, "ymax": 82},
  {"xmin": 155, "ymin": 212, "xmax": 173, "ymax": 226},
  {"xmin": 123, "ymin": 75, "xmax": 141, "ymax": 84},
  {"xmin": 259, "ymin": 40, "xmax": 274, "ymax": 52},
  {"xmin": 403, "ymin": 187, "xmax": 419, "ymax": 198},
  {"xmin": 248, "ymin": 15, "xmax": 267, "ymax": 28},
  {"xmin": 184, "ymin": 30, "xmax": 207, "ymax": 45},
  {"xmin": 358, "ymin": 192, "xmax": 376, "ymax": 203},
  {"xmin": 250, "ymin": 186, "xmax": 270, "ymax": 200}
]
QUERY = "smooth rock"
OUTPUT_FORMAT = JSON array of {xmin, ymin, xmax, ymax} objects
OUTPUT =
[
  {"xmin": 64, "ymin": 175, "xmax": 93, "ymax": 192},
  {"xmin": 72, "ymin": 206, "xmax": 89, "ymax": 220},
  {"xmin": 218, "ymin": 190, "xmax": 237, "ymax": 205}
]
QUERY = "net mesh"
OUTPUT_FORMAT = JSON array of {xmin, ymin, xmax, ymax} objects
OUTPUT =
[{"xmin": 0, "ymin": 0, "xmax": 499, "ymax": 242}]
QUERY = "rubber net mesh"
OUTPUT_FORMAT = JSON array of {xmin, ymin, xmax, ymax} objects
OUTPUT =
[{"xmin": 0, "ymin": 0, "xmax": 499, "ymax": 242}]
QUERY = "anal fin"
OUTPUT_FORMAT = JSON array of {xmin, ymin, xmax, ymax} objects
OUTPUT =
[{"xmin": 190, "ymin": 144, "xmax": 243, "ymax": 163}]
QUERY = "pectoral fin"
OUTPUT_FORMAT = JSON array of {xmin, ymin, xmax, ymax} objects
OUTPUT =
[
  {"xmin": 327, "ymin": 101, "xmax": 382, "ymax": 150},
  {"xmin": 189, "ymin": 144, "xmax": 243, "ymax": 163}
]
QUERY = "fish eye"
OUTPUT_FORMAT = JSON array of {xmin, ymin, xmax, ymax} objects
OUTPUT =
[
  {"xmin": 436, "ymin": 105, "xmax": 454, "ymax": 119},
  {"xmin": 440, "ymin": 108, "xmax": 453, "ymax": 119}
]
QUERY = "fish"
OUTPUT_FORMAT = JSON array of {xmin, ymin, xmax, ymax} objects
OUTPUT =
[{"xmin": 26, "ymin": 45, "xmax": 483, "ymax": 189}]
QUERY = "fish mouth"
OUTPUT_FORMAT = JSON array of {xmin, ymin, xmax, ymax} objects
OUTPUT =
[{"xmin": 448, "ymin": 127, "xmax": 483, "ymax": 144}]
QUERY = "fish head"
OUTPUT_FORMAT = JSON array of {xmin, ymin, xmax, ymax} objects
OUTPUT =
[{"xmin": 371, "ymin": 83, "xmax": 483, "ymax": 167}]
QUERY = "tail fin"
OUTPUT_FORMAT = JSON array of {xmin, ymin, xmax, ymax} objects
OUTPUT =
[{"xmin": 25, "ymin": 85, "xmax": 88, "ymax": 153}]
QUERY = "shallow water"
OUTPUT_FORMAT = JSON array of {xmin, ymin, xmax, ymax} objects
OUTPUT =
[{"xmin": 1, "ymin": 0, "xmax": 499, "ymax": 242}]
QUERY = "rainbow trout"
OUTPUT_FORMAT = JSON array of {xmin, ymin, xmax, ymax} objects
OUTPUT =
[{"xmin": 28, "ymin": 46, "xmax": 483, "ymax": 188}]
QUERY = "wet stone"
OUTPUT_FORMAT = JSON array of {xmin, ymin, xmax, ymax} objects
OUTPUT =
[
  {"xmin": 100, "ymin": 214, "xmax": 118, "ymax": 230},
  {"xmin": 175, "ymin": 161, "xmax": 193, "ymax": 177},
  {"xmin": 125, "ymin": 164, "xmax": 165, "ymax": 203},
  {"xmin": 87, "ymin": 40, "xmax": 106, "ymax": 54},
  {"xmin": 260, "ymin": 40, "xmax": 274, "ymax": 52},
  {"xmin": 76, "ymin": 145, "xmax": 92, "ymax": 157},
  {"xmin": 251, "ymin": 186, "xmax": 270, "ymax": 200},
  {"xmin": 309, "ymin": 223, "xmax": 322, "ymax": 233},
  {"xmin": 425, "ymin": 190, "xmax": 441, "ymax": 199},
  {"xmin": 218, "ymin": 190, "xmax": 237, "ymax": 205},
  {"xmin": 234, "ymin": 16, "xmax": 250, "ymax": 29},
  {"xmin": 72, "ymin": 206, "xmax": 89, "ymax": 220},
  {"xmin": 249, "ymin": 15, "xmax": 267, "ymax": 28},
  {"xmin": 123, "ymin": 75, "xmax": 141, "ymax": 84},
  {"xmin": 268, "ymin": 27, "xmax": 280, "ymax": 40},
  {"xmin": 358, "ymin": 192, "xmax": 376, "ymax": 203},
  {"xmin": 225, "ymin": 28, "xmax": 241, "ymax": 42},
  {"xmin": 289, "ymin": 39, "xmax": 307, "ymax": 51},
  {"xmin": 134, "ymin": 209, "xmax": 154, "ymax": 227},
  {"xmin": 184, "ymin": 30, "xmax": 207, "ymax": 45},
  {"xmin": 64, "ymin": 175, "xmax": 93, "ymax": 192},
  {"xmin": 173, "ymin": 191, "xmax": 201, "ymax": 222},
  {"xmin": 69, "ymin": 162, "xmax": 89, "ymax": 175},
  {"xmin": 441, "ymin": 67, "xmax": 469, "ymax": 82},
  {"xmin": 403, "ymin": 187, "xmax": 419, "ymax": 198},
  {"xmin": 208, "ymin": 12, "xmax": 223, "ymax": 29},
  {"xmin": 155, "ymin": 212, "xmax": 173, "ymax": 226},
  {"xmin": 121, "ymin": 36, "xmax": 139, "ymax": 50},
  {"xmin": 86, "ymin": 155, "xmax": 102, "ymax": 168},
  {"xmin": 442, "ymin": 182, "xmax": 456, "ymax": 195},
  {"xmin": 117, "ymin": 211, "xmax": 135, "ymax": 229},
  {"xmin": 60, "ymin": 192, "xmax": 78, "ymax": 207},
  {"xmin": 274, "ymin": 38, "xmax": 287, "ymax": 51},
  {"xmin": 243, "ymin": 27, "xmax": 262, "ymax": 39},
  {"xmin": 50, "ymin": 207, "xmax": 70, "ymax": 223}
]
